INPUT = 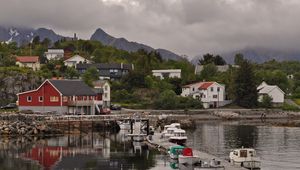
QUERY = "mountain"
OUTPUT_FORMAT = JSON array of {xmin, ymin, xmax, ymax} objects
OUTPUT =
[
  {"xmin": 0, "ymin": 26, "xmax": 67, "ymax": 46},
  {"xmin": 90, "ymin": 28, "xmax": 183, "ymax": 60},
  {"xmin": 191, "ymin": 47, "xmax": 300, "ymax": 65},
  {"xmin": 221, "ymin": 47, "xmax": 300, "ymax": 64}
]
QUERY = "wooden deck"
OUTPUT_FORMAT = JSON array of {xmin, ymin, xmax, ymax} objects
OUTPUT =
[{"xmin": 146, "ymin": 133, "xmax": 247, "ymax": 170}]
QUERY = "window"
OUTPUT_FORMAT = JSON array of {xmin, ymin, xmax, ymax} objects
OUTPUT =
[
  {"xmin": 192, "ymin": 87, "xmax": 195, "ymax": 91},
  {"xmin": 104, "ymin": 85, "xmax": 108, "ymax": 91},
  {"xmin": 50, "ymin": 96, "xmax": 59, "ymax": 102},
  {"xmin": 217, "ymin": 87, "xmax": 220, "ymax": 92},
  {"xmin": 104, "ymin": 93, "xmax": 107, "ymax": 98},
  {"xmin": 27, "ymin": 96, "xmax": 32, "ymax": 102},
  {"xmin": 38, "ymin": 96, "xmax": 43, "ymax": 102},
  {"xmin": 63, "ymin": 96, "xmax": 68, "ymax": 102},
  {"xmin": 213, "ymin": 95, "xmax": 218, "ymax": 99},
  {"xmin": 211, "ymin": 87, "xmax": 214, "ymax": 92}
]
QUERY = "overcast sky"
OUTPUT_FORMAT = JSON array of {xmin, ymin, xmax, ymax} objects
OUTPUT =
[{"xmin": 1, "ymin": 0, "xmax": 300, "ymax": 57}]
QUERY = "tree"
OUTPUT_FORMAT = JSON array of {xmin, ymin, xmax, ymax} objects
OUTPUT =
[
  {"xmin": 234, "ymin": 53, "xmax": 244, "ymax": 65},
  {"xmin": 200, "ymin": 63, "xmax": 218, "ymax": 80},
  {"xmin": 42, "ymin": 38, "xmax": 51, "ymax": 47},
  {"xmin": 234, "ymin": 60, "xmax": 258, "ymax": 108},
  {"xmin": 32, "ymin": 36, "xmax": 40, "ymax": 45},
  {"xmin": 154, "ymin": 90, "xmax": 178, "ymax": 109},
  {"xmin": 64, "ymin": 67, "xmax": 79, "ymax": 79},
  {"xmin": 82, "ymin": 67, "xmax": 99, "ymax": 87},
  {"xmin": 198, "ymin": 53, "xmax": 226, "ymax": 65},
  {"xmin": 214, "ymin": 55, "xmax": 226, "ymax": 65},
  {"xmin": 260, "ymin": 95, "xmax": 273, "ymax": 108}
]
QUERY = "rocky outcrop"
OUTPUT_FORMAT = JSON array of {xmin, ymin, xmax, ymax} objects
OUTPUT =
[
  {"xmin": 0, "ymin": 120, "xmax": 62, "ymax": 136},
  {"xmin": 156, "ymin": 116, "xmax": 196, "ymax": 129},
  {"xmin": 0, "ymin": 67, "xmax": 41, "ymax": 105},
  {"xmin": 212, "ymin": 111, "xmax": 240, "ymax": 120}
]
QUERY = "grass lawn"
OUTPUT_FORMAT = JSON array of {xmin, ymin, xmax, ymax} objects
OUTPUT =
[{"xmin": 293, "ymin": 99, "xmax": 300, "ymax": 105}]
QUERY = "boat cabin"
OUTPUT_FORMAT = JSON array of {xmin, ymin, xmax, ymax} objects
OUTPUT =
[
  {"xmin": 170, "ymin": 123, "xmax": 181, "ymax": 129},
  {"xmin": 169, "ymin": 145, "xmax": 185, "ymax": 159},
  {"xmin": 173, "ymin": 129, "xmax": 186, "ymax": 137},
  {"xmin": 232, "ymin": 148, "xmax": 257, "ymax": 158}
]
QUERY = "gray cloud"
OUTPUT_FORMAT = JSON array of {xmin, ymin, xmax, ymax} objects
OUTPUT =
[{"xmin": 0, "ymin": 0, "xmax": 300, "ymax": 56}]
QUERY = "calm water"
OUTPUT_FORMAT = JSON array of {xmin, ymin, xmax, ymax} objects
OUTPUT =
[{"xmin": 0, "ymin": 121, "xmax": 300, "ymax": 170}]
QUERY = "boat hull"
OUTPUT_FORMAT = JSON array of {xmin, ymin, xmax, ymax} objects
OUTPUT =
[
  {"xmin": 178, "ymin": 155, "xmax": 201, "ymax": 165},
  {"xmin": 231, "ymin": 160, "xmax": 261, "ymax": 169}
]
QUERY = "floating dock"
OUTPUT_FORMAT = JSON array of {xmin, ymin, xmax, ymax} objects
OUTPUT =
[{"xmin": 145, "ymin": 133, "xmax": 247, "ymax": 170}]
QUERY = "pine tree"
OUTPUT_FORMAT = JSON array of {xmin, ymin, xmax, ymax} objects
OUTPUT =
[{"xmin": 234, "ymin": 60, "xmax": 258, "ymax": 108}]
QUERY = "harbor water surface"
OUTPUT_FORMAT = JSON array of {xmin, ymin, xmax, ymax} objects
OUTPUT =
[{"xmin": 0, "ymin": 120, "xmax": 300, "ymax": 170}]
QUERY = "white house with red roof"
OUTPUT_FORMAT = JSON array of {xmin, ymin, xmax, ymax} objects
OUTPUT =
[
  {"xmin": 181, "ymin": 81, "xmax": 226, "ymax": 108},
  {"xmin": 16, "ymin": 56, "xmax": 40, "ymax": 71}
]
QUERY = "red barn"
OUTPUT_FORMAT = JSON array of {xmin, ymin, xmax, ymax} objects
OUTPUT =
[{"xmin": 17, "ymin": 79, "xmax": 103, "ymax": 114}]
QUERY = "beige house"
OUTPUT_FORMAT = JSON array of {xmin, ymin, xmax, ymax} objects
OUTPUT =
[
  {"xmin": 16, "ymin": 56, "xmax": 40, "ymax": 71},
  {"xmin": 93, "ymin": 80, "xmax": 111, "ymax": 107}
]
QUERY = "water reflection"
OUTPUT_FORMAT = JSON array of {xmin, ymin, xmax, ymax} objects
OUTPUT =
[
  {"xmin": 0, "ymin": 131, "xmax": 157, "ymax": 170},
  {"xmin": 1, "ymin": 121, "xmax": 300, "ymax": 170},
  {"xmin": 187, "ymin": 121, "xmax": 300, "ymax": 170}
]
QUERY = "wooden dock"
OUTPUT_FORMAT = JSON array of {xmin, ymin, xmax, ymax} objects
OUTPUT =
[{"xmin": 146, "ymin": 133, "xmax": 247, "ymax": 170}]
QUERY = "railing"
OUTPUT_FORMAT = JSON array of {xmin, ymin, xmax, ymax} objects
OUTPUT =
[{"xmin": 67, "ymin": 100, "xmax": 102, "ymax": 106}]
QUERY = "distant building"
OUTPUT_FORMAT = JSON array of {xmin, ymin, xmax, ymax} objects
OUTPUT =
[
  {"xmin": 17, "ymin": 79, "xmax": 102, "ymax": 115},
  {"xmin": 195, "ymin": 65, "xmax": 239, "ymax": 74},
  {"xmin": 64, "ymin": 55, "xmax": 91, "ymax": 67},
  {"xmin": 152, "ymin": 69, "xmax": 181, "ymax": 79},
  {"xmin": 257, "ymin": 81, "xmax": 285, "ymax": 104},
  {"xmin": 76, "ymin": 63, "xmax": 134, "ymax": 80},
  {"xmin": 44, "ymin": 49, "xmax": 64, "ymax": 60},
  {"xmin": 181, "ymin": 81, "xmax": 226, "ymax": 108},
  {"xmin": 16, "ymin": 56, "xmax": 40, "ymax": 71},
  {"xmin": 93, "ymin": 80, "xmax": 111, "ymax": 107}
]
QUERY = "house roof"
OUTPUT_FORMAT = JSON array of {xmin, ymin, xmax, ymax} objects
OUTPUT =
[
  {"xmin": 257, "ymin": 81, "xmax": 285, "ymax": 95},
  {"xmin": 199, "ymin": 82, "xmax": 214, "ymax": 90},
  {"xmin": 76, "ymin": 63, "xmax": 133, "ymax": 70},
  {"xmin": 182, "ymin": 82, "xmax": 202, "ymax": 88},
  {"xmin": 16, "ymin": 56, "xmax": 39, "ymax": 63},
  {"xmin": 93, "ymin": 80, "xmax": 109, "ymax": 88},
  {"xmin": 45, "ymin": 49, "xmax": 64, "ymax": 53},
  {"xmin": 64, "ymin": 55, "xmax": 89, "ymax": 62},
  {"xmin": 49, "ymin": 79, "xmax": 96, "ymax": 96}
]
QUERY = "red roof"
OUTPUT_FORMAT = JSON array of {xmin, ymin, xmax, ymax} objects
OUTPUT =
[
  {"xmin": 16, "ymin": 56, "xmax": 39, "ymax": 63},
  {"xmin": 198, "ymin": 82, "xmax": 214, "ymax": 90}
]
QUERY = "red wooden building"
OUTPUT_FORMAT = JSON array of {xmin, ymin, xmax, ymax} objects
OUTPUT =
[{"xmin": 17, "ymin": 79, "xmax": 103, "ymax": 114}]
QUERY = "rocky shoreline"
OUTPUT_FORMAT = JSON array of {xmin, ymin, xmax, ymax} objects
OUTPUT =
[{"xmin": 0, "ymin": 121, "xmax": 62, "ymax": 136}]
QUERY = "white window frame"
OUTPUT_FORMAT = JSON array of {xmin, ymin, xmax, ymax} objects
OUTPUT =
[
  {"xmin": 27, "ymin": 96, "xmax": 32, "ymax": 102},
  {"xmin": 38, "ymin": 96, "xmax": 43, "ymax": 102}
]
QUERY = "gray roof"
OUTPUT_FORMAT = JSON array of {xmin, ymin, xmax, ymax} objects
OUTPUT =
[
  {"xmin": 49, "ymin": 79, "xmax": 97, "ymax": 96},
  {"xmin": 76, "ymin": 63, "xmax": 133, "ymax": 70}
]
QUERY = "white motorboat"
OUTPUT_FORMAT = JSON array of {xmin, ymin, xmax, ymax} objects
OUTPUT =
[
  {"xmin": 229, "ymin": 148, "xmax": 261, "ymax": 169},
  {"xmin": 163, "ymin": 127, "xmax": 178, "ymax": 139},
  {"xmin": 161, "ymin": 123, "xmax": 181, "ymax": 137},
  {"xmin": 169, "ymin": 129, "xmax": 187, "ymax": 144},
  {"xmin": 170, "ymin": 123, "xmax": 181, "ymax": 129}
]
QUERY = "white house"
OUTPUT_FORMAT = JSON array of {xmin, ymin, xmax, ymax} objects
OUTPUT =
[
  {"xmin": 257, "ymin": 81, "xmax": 285, "ymax": 104},
  {"xmin": 16, "ymin": 56, "xmax": 40, "ymax": 71},
  {"xmin": 44, "ymin": 49, "xmax": 64, "ymax": 60},
  {"xmin": 181, "ymin": 81, "xmax": 226, "ymax": 108},
  {"xmin": 64, "ymin": 55, "xmax": 91, "ymax": 67},
  {"xmin": 152, "ymin": 69, "xmax": 181, "ymax": 79},
  {"xmin": 93, "ymin": 80, "xmax": 111, "ymax": 107}
]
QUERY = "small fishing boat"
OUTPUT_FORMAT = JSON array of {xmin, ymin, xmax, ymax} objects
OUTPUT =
[
  {"xmin": 168, "ymin": 145, "xmax": 186, "ymax": 159},
  {"xmin": 229, "ymin": 148, "xmax": 261, "ymax": 169},
  {"xmin": 169, "ymin": 129, "xmax": 187, "ymax": 144},
  {"xmin": 178, "ymin": 147, "xmax": 201, "ymax": 165}
]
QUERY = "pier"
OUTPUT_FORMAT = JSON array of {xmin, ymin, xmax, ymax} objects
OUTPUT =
[{"xmin": 146, "ymin": 132, "xmax": 247, "ymax": 170}]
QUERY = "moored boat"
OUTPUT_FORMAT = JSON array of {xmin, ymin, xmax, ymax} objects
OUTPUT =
[
  {"xmin": 229, "ymin": 148, "xmax": 261, "ymax": 169},
  {"xmin": 168, "ymin": 145, "xmax": 186, "ymax": 159},
  {"xmin": 169, "ymin": 129, "xmax": 187, "ymax": 145},
  {"xmin": 178, "ymin": 147, "xmax": 201, "ymax": 165}
]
